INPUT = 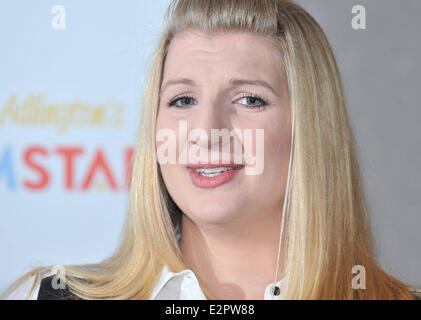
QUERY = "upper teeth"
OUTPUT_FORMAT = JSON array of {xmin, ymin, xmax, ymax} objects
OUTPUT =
[{"xmin": 195, "ymin": 167, "xmax": 236, "ymax": 175}]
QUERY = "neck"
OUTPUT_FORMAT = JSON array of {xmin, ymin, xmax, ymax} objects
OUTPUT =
[{"xmin": 179, "ymin": 208, "xmax": 286, "ymax": 300}]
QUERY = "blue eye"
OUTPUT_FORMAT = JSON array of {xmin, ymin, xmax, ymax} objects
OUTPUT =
[
  {"xmin": 238, "ymin": 95, "xmax": 268, "ymax": 109},
  {"xmin": 167, "ymin": 94, "xmax": 269, "ymax": 110},
  {"xmin": 168, "ymin": 95, "xmax": 196, "ymax": 108}
]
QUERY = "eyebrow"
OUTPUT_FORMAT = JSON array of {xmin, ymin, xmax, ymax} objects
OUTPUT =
[{"xmin": 160, "ymin": 77, "xmax": 279, "ymax": 97}]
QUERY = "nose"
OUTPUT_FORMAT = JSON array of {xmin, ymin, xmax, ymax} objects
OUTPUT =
[{"xmin": 188, "ymin": 97, "xmax": 233, "ymax": 153}]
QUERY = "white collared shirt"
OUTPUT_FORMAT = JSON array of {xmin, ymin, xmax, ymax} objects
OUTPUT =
[
  {"xmin": 150, "ymin": 264, "xmax": 285, "ymax": 300},
  {"xmin": 4, "ymin": 264, "xmax": 285, "ymax": 300}
]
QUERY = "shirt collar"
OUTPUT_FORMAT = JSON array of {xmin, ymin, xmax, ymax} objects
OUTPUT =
[{"xmin": 150, "ymin": 265, "xmax": 285, "ymax": 300}]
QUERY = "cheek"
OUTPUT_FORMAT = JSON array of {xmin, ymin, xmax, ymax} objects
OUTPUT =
[
  {"xmin": 265, "ymin": 125, "xmax": 291, "ymax": 166},
  {"xmin": 160, "ymin": 164, "xmax": 181, "ymax": 193},
  {"xmin": 156, "ymin": 112, "xmax": 176, "ymax": 139},
  {"xmin": 264, "ymin": 134, "xmax": 290, "ymax": 195},
  {"xmin": 156, "ymin": 113, "xmax": 190, "ymax": 211},
  {"xmin": 256, "ymin": 114, "xmax": 292, "ymax": 197},
  {"xmin": 155, "ymin": 112, "xmax": 182, "ymax": 160}
]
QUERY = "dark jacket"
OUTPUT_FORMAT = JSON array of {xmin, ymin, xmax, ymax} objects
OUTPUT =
[
  {"xmin": 37, "ymin": 276, "xmax": 78, "ymax": 300},
  {"xmin": 36, "ymin": 275, "xmax": 421, "ymax": 300}
]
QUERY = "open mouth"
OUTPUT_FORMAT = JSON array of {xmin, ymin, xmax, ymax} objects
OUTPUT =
[
  {"xmin": 187, "ymin": 164, "xmax": 245, "ymax": 188},
  {"xmin": 193, "ymin": 166, "xmax": 240, "ymax": 177}
]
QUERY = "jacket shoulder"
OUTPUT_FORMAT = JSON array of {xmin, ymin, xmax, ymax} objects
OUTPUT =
[{"xmin": 37, "ymin": 275, "xmax": 80, "ymax": 300}]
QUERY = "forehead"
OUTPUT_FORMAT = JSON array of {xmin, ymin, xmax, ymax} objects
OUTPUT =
[{"xmin": 163, "ymin": 29, "xmax": 282, "ymax": 80}]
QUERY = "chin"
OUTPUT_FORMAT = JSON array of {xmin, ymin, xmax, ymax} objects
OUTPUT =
[{"xmin": 186, "ymin": 200, "xmax": 245, "ymax": 226}]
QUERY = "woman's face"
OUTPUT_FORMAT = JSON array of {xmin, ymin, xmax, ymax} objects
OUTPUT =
[{"xmin": 156, "ymin": 29, "xmax": 291, "ymax": 227}]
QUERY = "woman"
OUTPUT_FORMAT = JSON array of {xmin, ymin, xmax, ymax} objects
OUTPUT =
[{"xmin": 2, "ymin": 0, "xmax": 420, "ymax": 300}]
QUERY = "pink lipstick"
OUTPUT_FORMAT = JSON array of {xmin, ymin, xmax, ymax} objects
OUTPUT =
[{"xmin": 187, "ymin": 162, "xmax": 244, "ymax": 189}]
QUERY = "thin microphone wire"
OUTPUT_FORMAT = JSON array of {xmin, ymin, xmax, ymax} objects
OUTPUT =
[{"xmin": 273, "ymin": 94, "xmax": 295, "ymax": 298}]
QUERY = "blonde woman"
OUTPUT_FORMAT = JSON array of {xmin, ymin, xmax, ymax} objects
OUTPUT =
[{"xmin": 2, "ymin": 0, "xmax": 420, "ymax": 300}]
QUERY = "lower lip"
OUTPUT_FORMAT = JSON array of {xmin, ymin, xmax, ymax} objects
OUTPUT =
[{"xmin": 188, "ymin": 167, "xmax": 244, "ymax": 189}]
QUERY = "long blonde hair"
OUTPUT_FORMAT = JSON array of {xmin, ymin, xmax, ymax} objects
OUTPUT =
[{"xmin": 2, "ymin": 0, "xmax": 415, "ymax": 300}]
